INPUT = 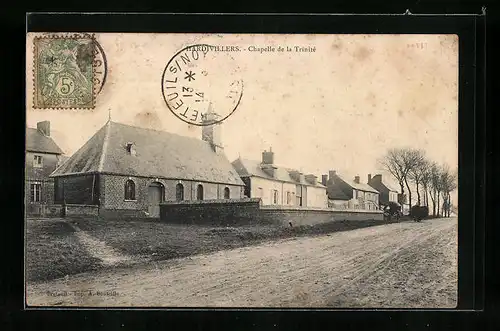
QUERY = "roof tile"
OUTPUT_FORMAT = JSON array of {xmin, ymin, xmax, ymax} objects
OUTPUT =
[
  {"xmin": 26, "ymin": 128, "xmax": 64, "ymax": 155},
  {"xmin": 232, "ymin": 158, "xmax": 326, "ymax": 188},
  {"xmin": 51, "ymin": 121, "xmax": 244, "ymax": 186}
]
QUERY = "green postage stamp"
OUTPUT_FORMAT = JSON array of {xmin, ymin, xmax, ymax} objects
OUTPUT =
[{"xmin": 33, "ymin": 34, "xmax": 96, "ymax": 109}]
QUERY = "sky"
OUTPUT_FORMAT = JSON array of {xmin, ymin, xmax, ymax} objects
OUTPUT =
[{"xmin": 26, "ymin": 33, "xmax": 459, "ymax": 202}]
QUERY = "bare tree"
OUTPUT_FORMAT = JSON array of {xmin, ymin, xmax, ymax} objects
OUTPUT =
[
  {"xmin": 401, "ymin": 148, "xmax": 426, "ymax": 209},
  {"xmin": 428, "ymin": 164, "xmax": 457, "ymax": 218},
  {"xmin": 379, "ymin": 148, "xmax": 408, "ymax": 199},
  {"xmin": 408, "ymin": 150, "xmax": 428, "ymax": 206},
  {"xmin": 381, "ymin": 148, "xmax": 456, "ymax": 218},
  {"xmin": 429, "ymin": 162, "xmax": 441, "ymax": 217},
  {"xmin": 440, "ymin": 167, "xmax": 457, "ymax": 217},
  {"xmin": 420, "ymin": 160, "xmax": 432, "ymax": 207}
]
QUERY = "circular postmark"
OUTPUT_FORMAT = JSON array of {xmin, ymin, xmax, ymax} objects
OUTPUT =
[
  {"xmin": 92, "ymin": 39, "xmax": 108, "ymax": 95},
  {"xmin": 161, "ymin": 44, "xmax": 244, "ymax": 126}
]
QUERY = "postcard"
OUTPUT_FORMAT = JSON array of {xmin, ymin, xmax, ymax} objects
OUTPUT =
[{"xmin": 25, "ymin": 32, "xmax": 458, "ymax": 308}]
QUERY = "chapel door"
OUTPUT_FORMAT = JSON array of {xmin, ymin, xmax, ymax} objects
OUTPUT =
[{"xmin": 148, "ymin": 182, "xmax": 163, "ymax": 217}]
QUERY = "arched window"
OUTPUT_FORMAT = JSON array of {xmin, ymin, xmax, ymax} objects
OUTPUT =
[
  {"xmin": 197, "ymin": 184, "xmax": 204, "ymax": 200},
  {"xmin": 224, "ymin": 187, "xmax": 230, "ymax": 199},
  {"xmin": 176, "ymin": 183, "xmax": 184, "ymax": 201},
  {"xmin": 124, "ymin": 180, "xmax": 136, "ymax": 200}
]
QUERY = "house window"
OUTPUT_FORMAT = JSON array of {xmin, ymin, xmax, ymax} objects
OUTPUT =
[
  {"xmin": 124, "ymin": 180, "xmax": 136, "ymax": 200},
  {"xmin": 30, "ymin": 183, "xmax": 41, "ymax": 202},
  {"xmin": 272, "ymin": 190, "xmax": 279, "ymax": 204},
  {"xmin": 224, "ymin": 187, "xmax": 230, "ymax": 199},
  {"xmin": 33, "ymin": 155, "xmax": 43, "ymax": 167},
  {"xmin": 197, "ymin": 184, "xmax": 204, "ymax": 200},
  {"xmin": 257, "ymin": 187, "xmax": 263, "ymax": 198},
  {"xmin": 286, "ymin": 192, "xmax": 292, "ymax": 204},
  {"xmin": 296, "ymin": 185, "xmax": 303, "ymax": 206},
  {"xmin": 176, "ymin": 183, "xmax": 184, "ymax": 201}
]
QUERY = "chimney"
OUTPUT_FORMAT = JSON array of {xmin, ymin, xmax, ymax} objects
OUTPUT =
[
  {"xmin": 368, "ymin": 174, "xmax": 372, "ymax": 182},
  {"xmin": 354, "ymin": 176, "xmax": 360, "ymax": 184},
  {"xmin": 37, "ymin": 121, "xmax": 50, "ymax": 136},
  {"xmin": 202, "ymin": 108, "xmax": 223, "ymax": 154},
  {"xmin": 321, "ymin": 174, "xmax": 328, "ymax": 186},
  {"xmin": 261, "ymin": 148, "xmax": 277, "ymax": 177},
  {"xmin": 262, "ymin": 147, "xmax": 274, "ymax": 165},
  {"xmin": 329, "ymin": 170, "xmax": 337, "ymax": 180}
]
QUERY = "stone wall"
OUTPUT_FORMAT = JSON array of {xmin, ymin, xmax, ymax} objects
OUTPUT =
[
  {"xmin": 64, "ymin": 204, "xmax": 99, "ymax": 217},
  {"xmin": 160, "ymin": 198, "xmax": 262, "ymax": 225},
  {"xmin": 159, "ymin": 199, "xmax": 384, "ymax": 226},
  {"xmin": 25, "ymin": 204, "xmax": 99, "ymax": 218},
  {"xmin": 98, "ymin": 208, "xmax": 150, "ymax": 220},
  {"xmin": 25, "ymin": 203, "xmax": 63, "ymax": 217},
  {"xmin": 101, "ymin": 174, "xmax": 244, "ymax": 211},
  {"xmin": 259, "ymin": 205, "xmax": 384, "ymax": 226}
]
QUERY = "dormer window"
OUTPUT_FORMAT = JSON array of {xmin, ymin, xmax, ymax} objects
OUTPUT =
[{"xmin": 126, "ymin": 142, "xmax": 136, "ymax": 156}]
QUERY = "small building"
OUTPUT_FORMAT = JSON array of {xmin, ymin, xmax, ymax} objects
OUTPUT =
[
  {"xmin": 50, "ymin": 112, "xmax": 245, "ymax": 218},
  {"xmin": 231, "ymin": 149, "xmax": 328, "ymax": 208},
  {"xmin": 322, "ymin": 170, "xmax": 380, "ymax": 210},
  {"xmin": 367, "ymin": 173, "xmax": 400, "ymax": 208},
  {"xmin": 25, "ymin": 121, "xmax": 67, "ymax": 216}
]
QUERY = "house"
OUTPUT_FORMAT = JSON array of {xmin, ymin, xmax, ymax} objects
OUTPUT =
[
  {"xmin": 320, "ymin": 173, "xmax": 350, "ymax": 209},
  {"xmin": 367, "ymin": 174, "xmax": 400, "ymax": 208},
  {"xmin": 25, "ymin": 121, "xmax": 66, "ymax": 215},
  {"xmin": 321, "ymin": 170, "xmax": 380, "ymax": 210},
  {"xmin": 50, "ymin": 112, "xmax": 245, "ymax": 218},
  {"xmin": 231, "ymin": 149, "xmax": 328, "ymax": 208}
]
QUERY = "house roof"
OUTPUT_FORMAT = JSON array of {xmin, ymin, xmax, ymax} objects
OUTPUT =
[
  {"xmin": 350, "ymin": 180, "xmax": 380, "ymax": 193},
  {"xmin": 58, "ymin": 155, "xmax": 70, "ymax": 166},
  {"xmin": 327, "ymin": 184, "xmax": 350, "ymax": 200},
  {"xmin": 231, "ymin": 158, "xmax": 326, "ymax": 188},
  {"xmin": 26, "ymin": 128, "xmax": 64, "ymax": 155},
  {"xmin": 50, "ymin": 120, "xmax": 244, "ymax": 186},
  {"xmin": 335, "ymin": 173, "xmax": 380, "ymax": 194},
  {"xmin": 368, "ymin": 175, "xmax": 400, "ymax": 193},
  {"xmin": 381, "ymin": 182, "xmax": 400, "ymax": 193},
  {"xmin": 385, "ymin": 183, "xmax": 400, "ymax": 192}
]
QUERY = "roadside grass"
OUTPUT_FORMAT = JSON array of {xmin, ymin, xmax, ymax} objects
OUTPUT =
[
  {"xmin": 26, "ymin": 217, "xmax": 398, "ymax": 282},
  {"xmin": 25, "ymin": 220, "xmax": 102, "ymax": 283},
  {"xmin": 71, "ymin": 218, "xmax": 396, "ymax": 262}
]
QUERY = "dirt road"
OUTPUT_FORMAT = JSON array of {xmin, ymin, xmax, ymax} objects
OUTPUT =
[{"xmin": 26, "ymin": 218, "xmax": 457, "ymax": 308}]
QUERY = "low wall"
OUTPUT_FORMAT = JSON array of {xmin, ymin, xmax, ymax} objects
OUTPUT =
[
  {"xmin": 160, "ymin": 199, "xmax": 383, "ymax": 226},
  {"xmin": 26, "ymin": 204, "xmax": 64, "ymax": 217},
  {"xmin": 98, "ymin": 208, "xmax": 151, "ymax": 220},
  {"xmin": 63, "ymin": 204, "xmax": 99, "ymax": 217},
  {"xmin": 26, "ymin": 204, "xmax": 100, "ymax": 218},
  {"xmin": 259, "ymin": 208, "xmax": 383, "ymax": 227},
  {"xmin": 160, "ymin": 198, "xmax": 262, "ymax": 225}
]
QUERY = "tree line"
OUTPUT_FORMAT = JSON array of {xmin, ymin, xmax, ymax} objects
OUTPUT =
[{"xmin": 379, "ymin": 148, "xmax": 457, "ymax": 217}]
